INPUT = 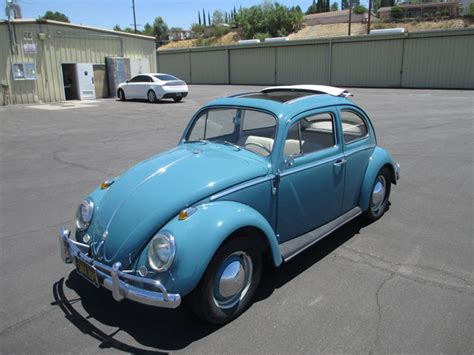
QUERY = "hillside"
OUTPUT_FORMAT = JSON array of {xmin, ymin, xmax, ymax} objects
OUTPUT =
[{"xmin": 159, "ymin": 19, "xmax": 473, "ymax": 50}]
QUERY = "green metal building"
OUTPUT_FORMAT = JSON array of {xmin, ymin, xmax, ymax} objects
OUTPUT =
[{"xmin": 0, "ymin": 19, "xmax": 156, "ymax": 105}]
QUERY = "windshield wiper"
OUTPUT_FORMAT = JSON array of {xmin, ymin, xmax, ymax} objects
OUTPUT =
[
  {"xmin": 184, "ymin": 139, "xmax": 209, "ymax": 144},
  {"xmin": 213, "ymin": 140, "xmax": 241, "ymax": 151}
]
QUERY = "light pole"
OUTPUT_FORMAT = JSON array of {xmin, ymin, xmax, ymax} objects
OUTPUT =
[
  {"xmin": 348, "ymin": 0, "xmax": 352, "ymax": 36},
  {"xmin": 367, "ymin": 0, "xmax": 372, "ymax": 34},
  {"xmin": 132, "ymin": 0, "xmax": 137, "ymax": 33}
]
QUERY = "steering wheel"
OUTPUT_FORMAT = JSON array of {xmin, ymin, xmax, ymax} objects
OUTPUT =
[{"xmin": 243, "ymin": 142, "xmax": 272, "ymax": 155}]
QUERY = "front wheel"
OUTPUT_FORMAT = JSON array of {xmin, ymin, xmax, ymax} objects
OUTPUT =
[
  {"xmin": 189, "ymin": 237, "xmax": 262, "ymax": 324},
  {"xmin": 117, "ymin": 89, "xmax": 126, "ymax": 101},
  {"xmin": 364, "ymin": 167, "xmax": 391, "ymax": 221}
]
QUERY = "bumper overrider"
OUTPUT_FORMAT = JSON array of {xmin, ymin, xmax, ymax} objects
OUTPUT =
[{"xmin": 59, "ymin": 226, "xmax": 181, "ymax": 308}]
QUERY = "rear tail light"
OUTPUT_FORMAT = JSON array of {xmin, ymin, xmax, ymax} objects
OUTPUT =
[{"xmin": 164, "ymin": 81, "xmax": 185, "ymax": 86}]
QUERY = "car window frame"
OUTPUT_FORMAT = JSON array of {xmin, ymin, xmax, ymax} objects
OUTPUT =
[
  {"xmin": 182, "ymin": 105, "xmax": 279, "ymax": 159},
  {"xmin": 284, "ymin": 111, "xmax": 338, "ymax": 160},
  {"xmin": 339, "ymin": 108, "xmax": 370, "ymax": 146}
]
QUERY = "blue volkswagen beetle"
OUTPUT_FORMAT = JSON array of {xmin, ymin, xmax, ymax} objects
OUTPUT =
[{"xmin": 59, "ymin": 85, "xmax": 400, "ymax": 323}]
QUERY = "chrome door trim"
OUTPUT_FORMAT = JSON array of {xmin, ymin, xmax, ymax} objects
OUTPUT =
[
  {"xmin": 279, "ymin": 153, "xmax": 345, "ymax": 177},
  {"xmin": 210, "ymin": 175, "xmax": 275, "ymax": 201}
]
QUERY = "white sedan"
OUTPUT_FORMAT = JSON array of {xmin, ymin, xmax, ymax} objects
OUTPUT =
[{"xmin": 117, "ymin": 73, "xmax": 188, "ymax": 103}]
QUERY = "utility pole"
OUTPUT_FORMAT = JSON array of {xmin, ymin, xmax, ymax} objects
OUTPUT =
[
  {"xmin": 348, "ymin": 0, "xmax": 352, "ymax": 36},
  {"xmin": 132, "ymin": 0, "xmax": 137, "ymax": 33},
  {"xmin": 367, "ymin": 0, "xmax": 372, "ymax": 34}
]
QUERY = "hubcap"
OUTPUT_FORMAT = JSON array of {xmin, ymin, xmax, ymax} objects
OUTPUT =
[
  {"xmin": 213, "ymin": 252, "xmax": 253, "ymax": 309},
  {"xmin": 148, "ymin": 91, "xmax": 155, "ymax": 102},
  {"xmin": 371, "ymin": 175, "xmax": 386, "ymax": 213}
]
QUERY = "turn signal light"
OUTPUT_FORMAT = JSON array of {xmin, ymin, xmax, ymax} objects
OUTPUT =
[{"xmin": 100, "ymin": 180, "xmax": 114, "ymax": 190}]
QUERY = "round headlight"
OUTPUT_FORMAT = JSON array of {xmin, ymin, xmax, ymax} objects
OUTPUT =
[
  {"xmin": 76, "ymin": 198, "xmax": 94, "ymax": 231},
  {"xmin": 148, "ymin": 231, "xmax": 176, "ymax": 272}
]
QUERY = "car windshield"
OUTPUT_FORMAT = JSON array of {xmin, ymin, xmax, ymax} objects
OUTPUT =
[
  {"xmin": 185, "ymin": 108, "xmax": 277, "ymax": 157},
  {"xmin": 154, "ymin": 74, "xmax": 178, "ymax": 81}
]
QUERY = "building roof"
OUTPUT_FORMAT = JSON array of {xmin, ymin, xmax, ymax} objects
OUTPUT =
[
  {"xmin": 0, "ymin": 19, "xmax": 156, "ymax": 40},
  {"xmin": 378, "ymin": 2, "xmax": 459, "ymax": 12}
]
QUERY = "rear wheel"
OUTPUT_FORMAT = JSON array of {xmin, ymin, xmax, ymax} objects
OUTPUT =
[
  {"xmin": 189, "ymin": 237, "xmax": 262, "ymax": 324},
  {"xmin": 117, "ymin": 89, "xmax": 126, "ymax": 101},
  {"xmin": 364, "ymin": 167, "xmax": 391, "ymax": 221},
  {"xmin": 173, "ymin": 97, "xmax": 182, "ymax": 102},
  {"xmin": 147, "ymin": 90, "xmax": 157, "ymax": 103}
]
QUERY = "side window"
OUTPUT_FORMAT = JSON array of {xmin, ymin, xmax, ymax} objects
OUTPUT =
[
  {"xmin": 285, "ymin": 113, "xmax": 335, "ymax": 156},
  {"xmin": 128, "ymin": 76, "xmax": 140, "ymax": 83},
  {"xmin": 188, "ymin": 109, "xmax": 237, "ymax": 141},
  {"xmin": 242, "ymin": 110, "xmax": 276, "ymax": 132},
  {"xmin": 340, "ymin": 110, "xmax": 368, "ymax": 144}
]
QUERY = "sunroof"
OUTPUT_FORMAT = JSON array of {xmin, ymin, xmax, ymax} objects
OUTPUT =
[{"xmin": 238, "ymin": 90, "xmax": 317, "ymax": 103}]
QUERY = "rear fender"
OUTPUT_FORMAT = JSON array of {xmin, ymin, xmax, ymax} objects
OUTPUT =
[{"xmin": 359, "ymin": 147, "xmax": 398, "ymax": 211}]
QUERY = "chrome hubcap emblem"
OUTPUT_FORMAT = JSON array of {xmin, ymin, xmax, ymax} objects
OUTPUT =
[{"xmin": 213, "ymin": 252, "xmax": 253, "ymax": 309}]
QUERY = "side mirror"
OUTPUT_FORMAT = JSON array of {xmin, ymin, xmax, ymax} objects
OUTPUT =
[{"xmin": 126, "ymin": 80, "xmax": 129, "ymax": 83}]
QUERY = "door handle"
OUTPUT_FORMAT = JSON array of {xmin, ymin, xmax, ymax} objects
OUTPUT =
[{"xmin": 333, "ymin": 158, "xmax": 347, "ymax": 167}]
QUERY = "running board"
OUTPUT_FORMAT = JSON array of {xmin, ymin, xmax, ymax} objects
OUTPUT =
[{"xmin": 280, "ymin": 207, "xmax": 362, "ymax": 262}]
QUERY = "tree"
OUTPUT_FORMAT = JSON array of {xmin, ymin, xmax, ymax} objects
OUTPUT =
[
  {"xmin": 212, "ymin": 10, "xmax": 225, "ymax": 25},
  {"xmin": 391, "ymin": 5, "xmax": 404, "ymax": 19},
  {"xmin": 40, "ymin": 11, "xmax": 70, "ymax": 23},
  {"xmin": 143, "ymin": 23, "xmax": 154, "ymax": 36},
  {"xmin": 198, "ymin": 11, "xmax": 201, "ymax": 25},
  {"xmin": 238, "ymin": 3, "xmax": 303, "ymax": 39},
  {"xmin": 381, "ymin": 0, "xmax": 395, "ymax": 7},
  {"xmin": 208, "ymin": 11, "xmax": 211, "ymax": 26},
  {"xmin": 152, "ymin": 16, "xmax": 169, "ymax": 39},
  {"xmin": 113, "ymin": 24, "xmax": 122, "ymax": 31},
  {"xmin": 353, "ymin": 5, "xmax": 367, "ymax": 14},
  {"xmin": 203, "ymin": 8, "xmax": 206, "ymax": 26},
  {"xmin": 331, "ymin": 2, "xmax": 339, "ymax": 11}
]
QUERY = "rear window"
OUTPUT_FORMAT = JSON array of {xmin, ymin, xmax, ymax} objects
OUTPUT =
[{"xmin": 154, "ymin": 74, "xmax": 179, "ymax": 81}]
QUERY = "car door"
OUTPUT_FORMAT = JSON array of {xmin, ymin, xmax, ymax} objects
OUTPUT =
[
  {"xmin": 338, "ymin": 107, "xmax": 375, "ymax": 213},
  {"xmin": 123, "ymin": 75, "xmax": 139, "ymax": 98},
  {"xmin": 277, "ymin": 109, "xmax": 345, "ymax": 243},
  {"xmin": 136, "ymin": 75, "xmax": 152, "ymax": 99}
]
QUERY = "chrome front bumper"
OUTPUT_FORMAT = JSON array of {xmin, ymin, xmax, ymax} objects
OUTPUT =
[
  {"xmin": 395, "ymin": 163, "xmax": 401, "ymax": 181},
  {"xmin": 59, "ymin": 226, "xmax": 181, "ymax": 308}
]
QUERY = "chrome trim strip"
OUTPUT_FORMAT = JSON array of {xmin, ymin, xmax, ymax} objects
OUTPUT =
[
  {"xmin": 343, "ymin": 145, "xmax": 375, "ymax": 157},
  {"xmin": 279, "ymin": 153, "xmax": 345, "ymax": 177},
  {"xmin": 282, "ymin": 207, "xmax": 362, "ymax": 262},
  {"xmin": 210, "ymin": 175, "xmax": 275, "ymax": 201},
  {"xmin": 59, "ymin": 227, "xmax": 181, "ymax": 309}
]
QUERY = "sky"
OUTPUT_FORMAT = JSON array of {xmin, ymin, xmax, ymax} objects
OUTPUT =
[{"xmin": 2, "ymin": 0, "xmax": 368, "ymax": 31}]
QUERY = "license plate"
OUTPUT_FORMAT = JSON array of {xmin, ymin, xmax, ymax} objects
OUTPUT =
[{"xmin": 75, "ymin": 256, "xmax": 99, "ymax": 288}]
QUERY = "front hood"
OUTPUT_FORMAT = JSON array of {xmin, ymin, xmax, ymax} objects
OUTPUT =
[{"xmin": 88, "ymin": 143, "xmax": 269, "ymax": 267}]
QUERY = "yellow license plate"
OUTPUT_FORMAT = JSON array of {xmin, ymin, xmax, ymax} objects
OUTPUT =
[{"xmin": 75, "ymin": 256, "xmax": 99, "ymax": 288}]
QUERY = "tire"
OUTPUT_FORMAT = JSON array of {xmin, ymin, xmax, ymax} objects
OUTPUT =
[
  {"xmin": 173, "ymin": 97, "xmax": 182, "ymax": 102},
  {"xmin": 364, "ymin": 166, "xmax": 392, "ymax": 221},
  {"xmin": 117, "ymin": 89, "xmax": 126, "ymax": 101},
  {"xmin": 147, "ymin": 90, "xmax": 157, "ymax": 103},
  {"xmin": 189, "ymin": 236, "xmax": 262, "ymax": 324}
]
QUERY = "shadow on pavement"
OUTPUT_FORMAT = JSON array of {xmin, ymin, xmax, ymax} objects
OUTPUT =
[{"xmin": 52, "ymin": 216, "xmax": 372, "ymax": 352}]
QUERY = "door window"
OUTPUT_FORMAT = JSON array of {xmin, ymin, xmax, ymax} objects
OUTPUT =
[
  {"xmin": 285, "ymin": 113, "xmax": 335, "ymax": 156},
  {"xmin": 340, "ymin": 110, "xmax": 368, "ymax": 144}
]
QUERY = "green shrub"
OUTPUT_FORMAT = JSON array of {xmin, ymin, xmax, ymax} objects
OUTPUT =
[
  {"xmin": 353, "ymin": 5, "xmax": 367, "ymax": 14},
  {"xmin": 209, "ymin": 25, "xmax": 230, "ymax": 37},
  {"xmin": 391, "ymin": 5, "xmax": 405, "ymax": 19},
  {"xmin": 469, "ymin": 3, "xmax": 474, "ymax": 16},
  {"xmin": 255, "ymin": 32, "xmax": 271, "ymax": 41},
  {"xmin": 191, "ymin": 23, "xmax": 205, "ymax": 34}
]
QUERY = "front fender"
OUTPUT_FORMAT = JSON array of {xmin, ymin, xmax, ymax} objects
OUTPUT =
[
  {"xmin": 359, "ymin": 147, "xmax": 398, "ymax": 211},
  {"xmin": 138, "ymin": 201, "xmax": 282, "ymax": 297}
]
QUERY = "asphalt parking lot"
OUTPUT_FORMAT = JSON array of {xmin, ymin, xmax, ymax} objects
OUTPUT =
[{"xmin": 0, "ymin": 85, "xmax": 472, "ymax": 353}]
